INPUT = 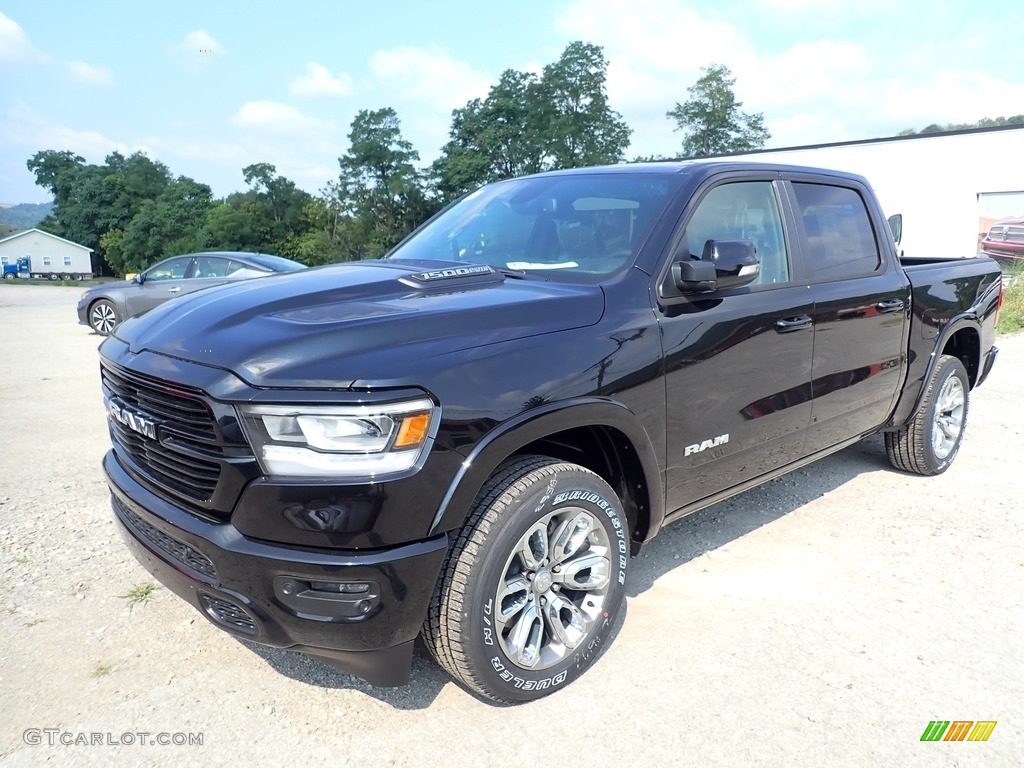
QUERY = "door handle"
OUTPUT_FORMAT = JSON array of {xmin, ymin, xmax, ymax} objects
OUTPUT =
[
  {"xmin": 775, "ymin": 315, "xmax": 813, "ymax": 333},
  {"xmin": 875, "ymin": 299, "xmax": 905, "ymax": 313},
  {"xmin": 168, "ymin": 286, "xmax": 181, "ymax": 294}
]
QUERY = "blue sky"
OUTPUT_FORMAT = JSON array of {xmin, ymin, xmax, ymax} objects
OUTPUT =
[{"xmin": 2, "ymin": 0, "xmax": 1022, "ymax": 203}]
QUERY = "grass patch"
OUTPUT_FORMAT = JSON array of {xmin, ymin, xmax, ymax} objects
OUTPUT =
[
  {"xmin": 119, "ymin": 582, "xmax": 159, "ymax": 611},
  {"xmin": 998, "ymin": 266, "xmax": 1024, "ymax": 335},
  {"xmin": 92, "ymin": 662, "xmax": 115, "ymax": 678}
]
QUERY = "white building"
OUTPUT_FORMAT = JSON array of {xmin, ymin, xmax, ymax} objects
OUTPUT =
[
  {"xmin": 0, "ymin": 228, "xmax": 94, "ymax": 277},
  {"xmin": 706, "ymin": 125, "xmax": 1024, "ymax": 259}
]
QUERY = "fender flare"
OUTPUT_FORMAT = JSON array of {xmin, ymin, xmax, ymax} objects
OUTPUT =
[
  {"xmin": 428, "ymin": 398, "xmax": 664, "ymax": 541},
  {"xmin": 898, "ymin": 313, "xmax": 982, "ymax": 426}
]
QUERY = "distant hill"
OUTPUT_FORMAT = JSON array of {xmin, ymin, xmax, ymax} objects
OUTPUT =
[{"xmin": 0, "ymin": 202, "xmax": 55, "ymax": 230}]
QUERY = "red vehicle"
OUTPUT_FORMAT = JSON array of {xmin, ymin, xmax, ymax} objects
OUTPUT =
[{"xmin": 981, "ymin": 218, "xmax": 1024, "ymax": 265}]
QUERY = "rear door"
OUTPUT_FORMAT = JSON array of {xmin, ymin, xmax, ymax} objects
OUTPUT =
[
  {"xmin": 658, "ymin": 175, "xmax": 815, "ymax": 511},
  {"xmin": 783, "ymin": 177, "xmax": 910, "ymax": 454}
]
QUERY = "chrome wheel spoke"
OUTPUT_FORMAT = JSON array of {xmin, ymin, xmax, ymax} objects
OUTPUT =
[
  {"xmin": 550, "ymin": 512, "xmax": 594, "ymax": 565},
  {"xmin": 506, "ymin": 601, "xmax": 543, "ymax": 668},
  {"xmin": 517, "ymin": 521, "xmax": 549, "ymax": 570},
  {"xmin": 496, "ymin": 576, "xmax": 531, "ymax": 628},
  {"xmin": 556, "ymin": 550, "xmax": 611, "ymax": 591},
  {"xmin": 541, "ymin": 592, "xmax": 589, "ymax": 650}
]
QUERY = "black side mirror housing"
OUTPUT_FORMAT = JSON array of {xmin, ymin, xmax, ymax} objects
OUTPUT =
[
  {"xmin": 672, "ymin": 260, "xmax": 718, "ymax": 292},
  {"xmin": 672, "ymin": 239, "xmax": 760, "ymax": 293}
]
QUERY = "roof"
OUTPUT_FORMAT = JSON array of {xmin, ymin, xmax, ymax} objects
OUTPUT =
[{"xmin": 0, "ymin": 228, "xmax": 94, "ymax": 252}]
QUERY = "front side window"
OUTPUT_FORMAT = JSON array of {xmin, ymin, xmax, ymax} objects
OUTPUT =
[
  {"xmin": 387, "ymin": 174, "xmax": 679, "ymax": 282},
  {"xmin": 145, "ymin": 257, "xmax": 192, "ymax": 281},
  {"xmin": 792, "ymin": 183, "xmax": 881, "ymax": 280},
  {"xmin": 683, "ymin": 181, "xmax": 790, "ymax": 285}
]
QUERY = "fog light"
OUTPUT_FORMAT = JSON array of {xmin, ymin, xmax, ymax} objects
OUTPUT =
[{"xmin": 309, "ymin": 581, "xmax": 369, "ymax": 594}]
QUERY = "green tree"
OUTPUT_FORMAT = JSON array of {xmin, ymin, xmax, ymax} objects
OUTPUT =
[
  {"xmin": 540, "ymin": 41, "xmax": 632, "ymax": 170},
  {"xmin": 432, "ymin": 41, "xmax": 632, "ymax": 202},
  {"xmin": 337, "ymin": 108, "xmax": 433, "ymax": 259},
  {"xmin": 898, "ymin": 114, "xmax": 1024, "ymax": 136},
  {"xmin": 667, "ymin": 64, "xmax": 770, "ymax": 157}
]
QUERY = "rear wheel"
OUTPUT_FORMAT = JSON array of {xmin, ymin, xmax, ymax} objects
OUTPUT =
[
  {"xmin": 885, "ymin": 354, "xmax": 970, "ymax": 475},
  {"xmin": 89, "ymin": 299, "xmax": 120, "ymax": 336},
  {"xmin": 60, "ymin": 273, "xmax": 72, "ymax": 281},
  {"xmin": 424, "ymin": 456, "xmax": 629, "ymax": 703}
]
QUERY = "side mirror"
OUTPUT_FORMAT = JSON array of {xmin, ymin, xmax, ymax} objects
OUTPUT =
[
  {"xmin": 131, "ymin": 273, "xmax": 143, "ymax": 284},
  {"xmin": 671, "ymin": 239, "xmax": 760, "ymax": 294},
  {"xmin": 887, "ymin": 213, "xmax": 903, "ymax": 246},
  {"xmin": 671, "ymin": 260, "xmax": 718, "ymax": 292}
]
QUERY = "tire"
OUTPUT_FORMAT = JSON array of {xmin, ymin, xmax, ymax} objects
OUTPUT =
[
  {"xmin": 885, "ymin": 354, "xmax": 970, "ymax": 476},
  {"xmin": 61, "ymin": 273, "xmax": 72, "ymax": 281},
  {"xmin": 424, "ymin": 455, "xmax": 629, "ymax": 703},
  {"xmin": 48, "ymin": 273, "xmax": 59, "ymax": 281},
  {"xmin": 88, "ymin": 299, "xmax": 121, "ymax": 336},
  {"xmin": 2, "ymin": 273, "xmax": 13, "ymax": 280}
]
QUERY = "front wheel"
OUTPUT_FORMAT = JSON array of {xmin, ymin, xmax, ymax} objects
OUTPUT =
[
  {"xmin": 2, "ymin": 273, "xmax": 13, "ymax": 280},
  {"xmin": 885, "ymin": 354, "xmax": 970, "ymax": 475},
  {"xmin": 89, "ymin": 299, "xmax": 121, "ymax": 336},
  {"xmin": 424, "ymin": 456, "xmax": 629, "ymax": 703}
]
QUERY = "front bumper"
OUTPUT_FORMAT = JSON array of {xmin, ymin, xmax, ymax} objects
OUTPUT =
[{"xmin": 105, "ymin": 450, "xmax": 449, "ymax": 686}]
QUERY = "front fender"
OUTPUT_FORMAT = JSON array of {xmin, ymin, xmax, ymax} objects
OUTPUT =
[{"xmin": 428, "ymin": 398, "xmax": 664, "ymax": 541}]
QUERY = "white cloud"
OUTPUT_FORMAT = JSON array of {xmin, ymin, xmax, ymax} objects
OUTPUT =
[
  {"xmin": 67, "ymin": 61, "xmax": 113, "ymax": 86},
  {"xmin": 290, "ymin": 62, "xmax": 353, "ymax": 97},
  {"xmin": 231, "ymin": 101, "xmax": 336, "ymax": 136},
  {"xmin": 170, "ymin": 29, "xmax": 225, "ymax": 70},
  {"xmin": 370, "ymin": 46, "xmax": 491, "ymax": 112},
  {"xmin": 555, "ymin": 0, "xmax": 1024, "ymax": 156},
  {"xmin": 0, "ymin": 104, "xmax": 132, "ymax": 159},
  {"xmin": 0, "ymin": 12, "xmax": 45, "ymax": 63}
]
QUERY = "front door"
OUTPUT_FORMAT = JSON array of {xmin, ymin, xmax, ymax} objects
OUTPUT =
[
  {"xmin": 126, "ymin": 256, "xmax": 196, "ymax": 316},
  {"xmin": 659, "ymin": 179, "xmax": 815, "ymax": 512}
]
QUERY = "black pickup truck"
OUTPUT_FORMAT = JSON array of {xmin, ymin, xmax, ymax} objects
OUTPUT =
[{"xmin": 98, "ymin": 162, "xmax": 1002, "ymax": 703}]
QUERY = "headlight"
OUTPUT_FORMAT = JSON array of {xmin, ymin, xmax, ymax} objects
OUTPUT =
[{"xmin": 238, "ymin": 398, "xmax": 438, "ymax": 480}]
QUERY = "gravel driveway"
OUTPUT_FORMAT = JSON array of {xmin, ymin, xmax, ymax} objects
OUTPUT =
[{"xmin": 1, "ymin": 285, "xmax": 1021, "ymax": 767}]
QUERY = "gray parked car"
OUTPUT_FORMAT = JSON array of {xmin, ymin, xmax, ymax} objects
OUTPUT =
[{"xmin": 77, "ymin": 251, "xmax": 306, "ymax": 335}]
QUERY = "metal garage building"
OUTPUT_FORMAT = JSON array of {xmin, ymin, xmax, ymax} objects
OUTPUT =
[
  {"xmin": 0, "ymin": 228, "xmax": 94, "ymax": 279},
  {"xmin": 705, "ymin": 124, "xmax": 1024, "ymax": 260}
]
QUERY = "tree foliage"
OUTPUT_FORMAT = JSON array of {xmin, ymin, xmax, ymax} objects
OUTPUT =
[
  {"xmin": 432, "ymin": 42, "xmax": 631, "ymax": 201},
  {"xmin": 667, "ymin": 64, "xmax": 769, "ymax": 157},
  {"xmin": 897, "ymin": 114, "xmax": 1024, "ymax": 136}
]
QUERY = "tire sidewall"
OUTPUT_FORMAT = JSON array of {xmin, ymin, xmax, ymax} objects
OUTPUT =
[
  {"xmin": 923, "ymin": 358, "xmax": 969, "ymax": 474},
  {"xmin": 463, "ymin": 467, "xmax": 628, "ymax": 701}
]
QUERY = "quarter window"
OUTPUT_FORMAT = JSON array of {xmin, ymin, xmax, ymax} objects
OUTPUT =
[
  {"xmin": 792, "ymin": 183, "xmax": 881, "ymax": 279},
  {"xmin": 683, "ymin": 181, "xmax": 790, "ymax": 286}
]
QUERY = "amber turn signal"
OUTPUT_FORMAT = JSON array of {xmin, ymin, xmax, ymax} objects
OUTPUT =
[{"xmin": 394, "ymin": 413, "xmax": 431, "ymax": 448}]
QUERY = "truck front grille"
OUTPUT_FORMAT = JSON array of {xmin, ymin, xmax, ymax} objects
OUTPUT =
[{"xmin": 101, "ymin": 363, "xmax": 223, "ymax": 511}]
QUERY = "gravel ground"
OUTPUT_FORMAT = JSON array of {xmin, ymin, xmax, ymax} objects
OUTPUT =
[{"xmin": 1, "ymin": 284, "xmax": 1021, "ymax": 767}]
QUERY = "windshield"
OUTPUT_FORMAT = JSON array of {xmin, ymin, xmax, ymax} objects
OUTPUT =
[{"xmin": 387, "ymin": 173, "xmax": 678, "ymax": 281}]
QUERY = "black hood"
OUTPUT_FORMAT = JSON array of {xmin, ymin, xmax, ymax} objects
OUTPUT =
[{"xmin": 114, "ymin": 260, "xmax": 605, "ymax": 389}]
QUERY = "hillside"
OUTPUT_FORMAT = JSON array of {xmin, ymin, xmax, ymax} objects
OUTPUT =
[{"xmin": 0, "ymin": 201, "xmax": 55, "ymax": 230}]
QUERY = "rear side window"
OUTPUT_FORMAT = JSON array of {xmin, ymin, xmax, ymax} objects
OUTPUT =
[{"xmin": 792, "ymin": 183, "xmax": 880, "ymax": 280}]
